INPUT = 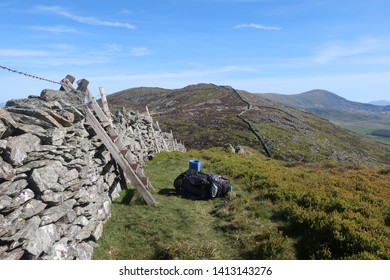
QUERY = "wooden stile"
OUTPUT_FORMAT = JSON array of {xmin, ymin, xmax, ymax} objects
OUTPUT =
[
  {"xmin": 58, "ymin": 75, "xmax": 156, "ymax": 204},
  {"xmin": 85, "ymin": 107, "xmax": 156, "ymax": 205}
]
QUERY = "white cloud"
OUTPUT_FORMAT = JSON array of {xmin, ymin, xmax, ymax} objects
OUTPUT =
[
  {"xmin": 35, "ymin": 6, "xmax": 135, "ymax": 30},
  {"xmin": 30, "ymin": 25, "xmax": 80, "ymax": 33},
  {"xmin": 130, "ymin": 47, "xmax": 151, "ymax": 56},
  {"xmin": 0, "ymin": 49, "xmax": 49, "ymax": 56},
  {"xmin": 234, "ymin": 23, "xmax": 281, "ymax": 31},
  {"xmin": 313, "ymin": 37, "xmax": 382, "ymax": 64}
]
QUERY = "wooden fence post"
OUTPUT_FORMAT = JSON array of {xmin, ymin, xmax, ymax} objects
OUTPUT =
[{"xmin": 99, "ymin": 87, "xmax": 112, "ymax": 125}]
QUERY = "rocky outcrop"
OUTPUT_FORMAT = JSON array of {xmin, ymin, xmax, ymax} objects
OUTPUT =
[{"xmin": 0, "ymin": 88, "xmax": 185, "ymax": 260}]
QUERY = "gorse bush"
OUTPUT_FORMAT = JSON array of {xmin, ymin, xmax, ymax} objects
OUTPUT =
[{"xmin": 193, "ymin": 148, "xmax": 390, "ymax": 259}]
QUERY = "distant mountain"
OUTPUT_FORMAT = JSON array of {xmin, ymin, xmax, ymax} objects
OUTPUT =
[
  {"xmin": 106, "ymin": 84, "xmax": 390, "ymax": 165},
  {"xmin": 0, "ymin": 102, "xmax": 5, "ymax": 108},
  {"xmin": 259, "ymin": 89, "xmax": 390, "ymax": 145},
  {"xmin": 260, "ymin": 90, "xmax": 390, "ymax": 113},
  {"xmin": 369, "ymin": 100, "xmax": 390, "ymax": 106}
]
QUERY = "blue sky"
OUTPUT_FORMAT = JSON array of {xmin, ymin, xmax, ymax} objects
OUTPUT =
[{"xmin": 0, "ymin": 0, "xmax": 389, "ymax": 103}]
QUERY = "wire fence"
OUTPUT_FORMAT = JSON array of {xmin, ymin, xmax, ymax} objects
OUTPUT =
[{"xmin": 0, "ymin": 65, "xmax": 62, "ymax": 86}]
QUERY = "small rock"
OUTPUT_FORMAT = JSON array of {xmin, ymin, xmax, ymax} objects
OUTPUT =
[
  {"xmin": 224, "ymin": 143, "xmax": 235, "ymax": 153},
  {"xmin": 0, "ymin": 157, "xmax": 15, "ymax": 182}
]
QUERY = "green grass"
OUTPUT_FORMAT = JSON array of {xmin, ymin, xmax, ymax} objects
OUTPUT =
[
  {"xmin": 93, "ymin": 148, "xmax": 390, "ymax": 260},
  {"xmin": 335, "ymin": 123, "xmax": 390, "ymax": 145}
]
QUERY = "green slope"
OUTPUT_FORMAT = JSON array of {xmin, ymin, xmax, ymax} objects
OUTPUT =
[
  {"xmin": 93, "ymin": 148, "xmax": 390, "ymax": 260},
  {"xmin": 107, "ymin": 84, "xmax": 390, "ymax": 166},
  {"xmin": 259, "ymin": 89, "xmax": 390, "ymax": 145}
]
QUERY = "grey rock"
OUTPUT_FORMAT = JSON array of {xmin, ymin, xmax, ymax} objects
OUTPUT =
[
  {"xmin": 1, "ymin": 179, "xmax": 28, "ymax": 196},
  {"xmin": 235, "ymin": 145, "xmax": 246, "ymax": 154},
  {"xmin": 75, "ymin": 221, "xmax": 103, "ymax": 242},
  {"xmin": 20, "ymin": 199, "xmax": 47, "ymax": 219},
  {"xmin": 58, "ymin": 168, "xmax": 79, "ymax": 184},
  {"xmin": 4, "ymin": 188, "xmax": 34, "ymax": 211},
  {"xmin": 41, "ymin": 189, "xmax": 64, "ymax": 205},
  {"xmin": 0, "ymin": 108, "xmax": 18, "ymax": 128},
  {"xmin": 73, "ymin": 216, "xmax": 89, "ymax": 226},
  {"xmin": 50, "ymin": 128, "xmax": 66, "ymax": 146},
  {"xmin": 0, "ymin": 119, "xmax": 6, "ymax": 136},
  {"xmin": 0, "ymin": 247, "xmax": 24, "ymax": 260},
  {"xmin": 5, "ymin": 133, "xmax": 41, "ymax": 166},
  {"xmin": 0, "ymin": 157, "xmax": 15, "ymax": 182},
  {"xmin": 40, "ymin": 199, "xmax": 76, "ymax": 225},
  {"xmin": 74, "ymin": 188, "xmax": 90, "ymax": 205},
  {"xmin": 23, "ymin": 223, "xmax": 59, "ymax": 256},
  {"xmin": 15, "ymin": 159, "xmax": 55, "ymax": 174},
  {"xmin": 65, "ymin": 224, "xmax": 82, "ymax": 239},
  {"xmin": 224, "ymin": 143, "xmax": 235, "ymax": 153},
  {"xmin": 0, "ymin": 139, "xmax": 7, "ymax": 150},
  {"xmin": 29, "ymin": 160, "xmax": 65, "ymax": 192},
  {"xmin": 16, "ymin": 123, "xmax": 48, "ymax": 139},
  {"xmin": 40, "ymin": 89, "xmax": 85, "ymax": 106},
  {"xmin": 75, "ymin": 242, "xmax": 94, "ymax": 260},
  {"xmin": 0, "ymin": 195, "xmax": 12, "ymax": 211},
  {"xmin": 42, "ymin": 238, "xmax": 73, "ymax": 260},
  {"xmin": 8, "ymin": 112, "xmax": 52, "ymax": 129},
  {"xmin": 1, "ymin": 209, "xmax": 26, "ymax": 238},
  {"xmin": 9, "ymin": 216, "xmax": 41, "ymax": 248},
  {"xmin": 58, "ymin": 208, "xmax": 77, "ymax": 224}
]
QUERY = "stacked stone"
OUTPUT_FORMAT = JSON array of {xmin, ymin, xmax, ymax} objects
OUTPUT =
[
  {"xmin": 0, "ymin": 88, "xmax": 185, "ymax": 260},
  {"xmin": 0, "ymin": 89, "xmax": 121, "ymax": 259},
  {"xmin": 112, "ymin": 109, "xmax": 186, "ymax": 162}
]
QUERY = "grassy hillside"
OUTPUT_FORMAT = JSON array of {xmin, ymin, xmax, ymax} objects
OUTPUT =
[
  {"xmin": 259, "ymin": 90, "xmax": 390, "ymax": 145},
  {"xmin": 93, "ymin": 148, "xmax": 390, "ymax": 260},
  {"xmin": 108, "ymin": 84, "xmax": 255, "ymax": 149},
  {"xmin": 107, "ymin": 84, "xmax": 390, "ymax": 166}
]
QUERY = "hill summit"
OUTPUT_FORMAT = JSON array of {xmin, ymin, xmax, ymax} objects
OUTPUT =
[
  {"xmin": 261, "ymin": 89, "xmax": 390, "ymax": 112},
  {"xmin": 107, "ymin": 84, "xmax": 390, "ymax": 166}
]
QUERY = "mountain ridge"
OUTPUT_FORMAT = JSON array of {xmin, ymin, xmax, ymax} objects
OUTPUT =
[
  {"xmin": 258, "ymin": 89, "xmax": 390, "ymax": 145},
  {"xmin": 370, "ymin": 100, "xmax": 390, "ymax": 106},
  {"xmin": 106, "ymin": 84, "xmax": 390, "ymax": 166},
  {"xmin": 260, "ymin": 89, "xmax": 390, "ymax": 112}
]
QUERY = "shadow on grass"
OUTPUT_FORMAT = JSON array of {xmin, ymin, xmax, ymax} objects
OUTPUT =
[
  {"xmin": 158, "ymin": 188, "xmax": 179, "ymax": 197},
  {"xmin": 114, "ymin": 189, "xmax": 136, "ymax": 205}
]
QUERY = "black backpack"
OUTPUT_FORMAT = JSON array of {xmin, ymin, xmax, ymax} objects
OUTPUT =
[
  {"xmin": 210, "ymin": 174, "xmax": 232, "ymax": 198},
  {"xmin": 174, "ymin": 169, "xmax": 232, "ymax": 200}
]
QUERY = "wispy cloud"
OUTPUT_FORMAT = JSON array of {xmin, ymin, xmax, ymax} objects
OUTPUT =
[
  {"xmin": 0, "ymin": 49, "xmax": 49, "ymax": 56},
  {"xmin": 130, "ymin": 47, "xmax": 151, "ymax": 56},
  {"xmin": 234, "ymin": 23, "xmax": 281, "ymax": 31},
  {"xmin": 92, "ymin": 65, "xmax": 254, "ymax": 83},
  {"xmin": 313, "ymin": 37, "xmax": 381, "ymax": 64},
  {"xmin": 35, "ymin": 5, "xmax": 135, "ymax": 30},
  {"xmin": 29, "ymin": 25, "xmax": 81, "ymax": 33}
]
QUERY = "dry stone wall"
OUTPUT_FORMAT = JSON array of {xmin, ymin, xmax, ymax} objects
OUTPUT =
[{"xmin": 0, "ymin": 88, "xmax": 185, "ymax": 260}]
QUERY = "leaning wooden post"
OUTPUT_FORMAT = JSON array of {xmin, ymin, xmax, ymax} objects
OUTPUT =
[
  {"xmin": 59, "ymin": 74, "xmax": 75, "ymax": 92},
  {"xmin": 156, "ymin": 121, "xmax": 169, "ymax": 150},
  {"xmin": 99, "ymin": 87, "xmax": 113, "ymax": 125},
  {"xmin": 170, "ymin": 130, "xmax": 176, "ymax": 151},
  {"xmin": 76, "ymin": 79, "xmax": 89, "ymax": 92},
  {"xmin": 149, "ymin": 122, "xmax": 160, "ymax": 153}
]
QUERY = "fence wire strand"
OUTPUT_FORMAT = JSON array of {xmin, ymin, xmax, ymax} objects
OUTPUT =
[{"xmin": 0, "ymin": 65, "xmax": 62, "ymax": 85}]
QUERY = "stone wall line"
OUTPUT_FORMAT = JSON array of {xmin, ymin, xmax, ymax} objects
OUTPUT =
[{"xmin": 0, "ymin": 88, "xmax": 185, "ymax": 260}]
